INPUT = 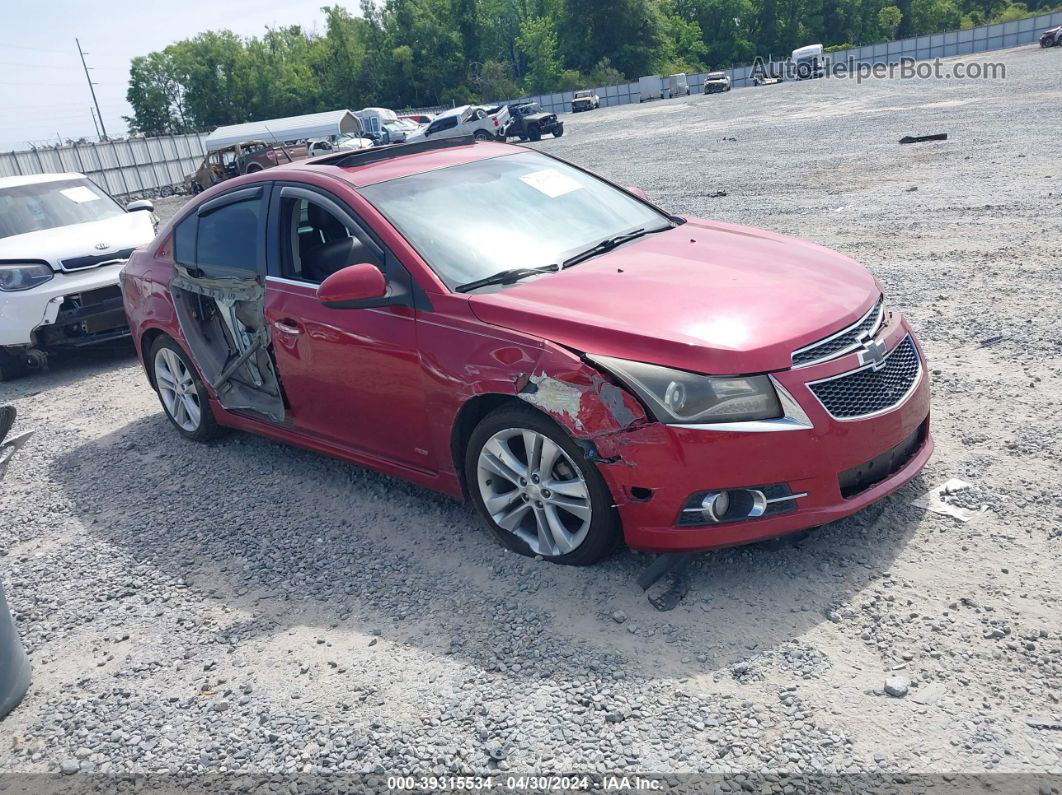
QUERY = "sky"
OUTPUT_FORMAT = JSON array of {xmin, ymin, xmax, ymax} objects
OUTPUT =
[{"xmin": 0, "ymin": 0, "xmax": 340, "ymax": 150}]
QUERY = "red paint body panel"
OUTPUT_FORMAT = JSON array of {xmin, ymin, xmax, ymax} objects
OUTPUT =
[
  {"xmin": 469, "ymin": 218, "xmax": 880, "ymax": 375},
  {"xmin": 120, "ymin": 141, "xmax": 933, "ymax": 555}
]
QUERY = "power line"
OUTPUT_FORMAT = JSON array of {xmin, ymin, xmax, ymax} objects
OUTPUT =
[
  {"xmin": 0, "ymin": 59, "xmax": 127, "ymax": 71},
  {"xmin": 0, "ymin": 41, "xmax": 130, "ymax": 61}
]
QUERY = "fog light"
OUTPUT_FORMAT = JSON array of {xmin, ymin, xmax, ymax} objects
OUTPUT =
[
  {"xmin": 678, "ymin": 483, "xmax": 804, "ymax": 527},
  {"xmin": 700, "ymin": 491, "xmax": 730, "ymax": 522}
]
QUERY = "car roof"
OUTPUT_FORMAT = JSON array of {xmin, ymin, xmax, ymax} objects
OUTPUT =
[
  {"xmin": 282, "ymin": 138, "xmax": 524, "ymax": 188},
  {"xmin": 0, "ymin": 172, "xmax": 88, "ymax": 189}
]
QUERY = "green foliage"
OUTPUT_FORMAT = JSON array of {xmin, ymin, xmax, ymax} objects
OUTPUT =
[{"xmin": 125, "ymin": 0, "xmax": 1052, "ymax": 134}]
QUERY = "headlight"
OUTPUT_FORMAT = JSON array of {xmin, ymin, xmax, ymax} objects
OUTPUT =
[
  {"xmin": 589, "ymin": 355, "xmax": 782, "ymax": 425},
  {"xmin": 0, "ymin": 262, "xmax": 54, "ymax": 292}
]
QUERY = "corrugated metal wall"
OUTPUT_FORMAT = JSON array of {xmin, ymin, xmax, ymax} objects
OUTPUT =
[
  {"xmin": 0, "ymin": 133, "xmax": 207, "ymax": 199},
  {"xmin": 2, "ymin": 8, "xmax": 1059, "ymax": 198}
]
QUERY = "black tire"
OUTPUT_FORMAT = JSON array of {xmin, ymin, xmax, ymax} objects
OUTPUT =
[
  {"xmin": 528, "ymin": 126, "xmax": 542, "ymax": 142},
  {"xmin": 553, "ymin": 125, "xmax": 564, "ymax": 138},
  {"xmin": 148, "ymin": 335, "xmax": 222, "ymax": 442},
  {"xmin": 473, "ymin": 130, "xmax": 493, "ymax": 141},
  {"xmin": 0, "ymin": 349, "xmax": 28, "ymax": 383},
  {"xmin": 465, "ymin": 404, "xmax": 621, "ymax": 566}
]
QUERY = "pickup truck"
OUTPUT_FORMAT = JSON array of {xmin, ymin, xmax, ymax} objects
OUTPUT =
[
  {"xmin": 502, "ymin": 102, "xmax": 564, "ymax": 141},
  {"xmin": 186, "ymin": 140, "xmax": 307, "ymax": 194},
  {"xmin": 571, "ymin": 90, "xmax": 600, "ymax": 112},
  {"xmin": 406, "ymin": 105, "xmax": 511, "ymax": 143}
]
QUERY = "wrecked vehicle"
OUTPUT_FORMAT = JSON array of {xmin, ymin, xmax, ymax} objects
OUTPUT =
[
  {"xmin": 703, "ymin": 71, "xmax": 732, "ymax": 94},
  {"xmin": 121, "ymin": 135, "xmax": 932, "ymax": 566},
  {"xmin": 571, "ymin": 90, "xmax": 600, "ymax": 112},
  {"xmin": 0, "ymin": 173, "xmax": 157, "ymax": 380},
  {"xmin": 1041, "ymin": 25, "xmax": 1062, "ymax": 46},
  {"xmin": 186, "ymin": 141, "xmax": 308, "ymax": 194},
  {"xmin": 502, "ymin": 103, "xmax": 564, "ymax": 142}
]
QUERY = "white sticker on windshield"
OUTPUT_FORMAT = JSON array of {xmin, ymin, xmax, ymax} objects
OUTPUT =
[
  {"xmin": 519, "ymin": 168, "xmax": 582, "ymax": 198},
  {"xmin": 60, "ymin": 186, "xmax": 101, "ymax": 203}
]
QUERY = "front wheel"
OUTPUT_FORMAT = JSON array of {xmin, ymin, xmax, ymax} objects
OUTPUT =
[
  {"xmin": 149, "ymin": 336, "xmax": 221, "ymax": 442},
  {"xmin": 466, "ymin": 405, "xmax": 620, "ymax": 566},
  {"xmin": 0, "ymin": 349, "xmax": 28, "ymax": 382},
  {"xmin": 553, "ymin": 125, "xmax": 564, "ymax": 138},
  {"xmin": 528, "ymin": 126, "xmax": 542, "ymax": 142}
]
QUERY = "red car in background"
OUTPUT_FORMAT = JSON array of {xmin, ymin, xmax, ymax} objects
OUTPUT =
[{"xmin": 120, "ymin": 137, "xmax": 931, "ymax": 566}]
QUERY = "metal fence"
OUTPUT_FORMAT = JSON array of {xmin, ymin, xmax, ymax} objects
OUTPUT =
[
  {"xmin": 1, "ymin": 8, "xmax": 1059, "ymax": 199},
  {"xmin": 510, "ymin": 9, "xmax": 1062, "ymax": 112},
  {"xmin": 0, "ymin": 133, "xmax": 207, "ymax": 200}
]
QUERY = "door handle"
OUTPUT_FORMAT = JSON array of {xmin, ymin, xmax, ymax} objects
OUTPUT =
[{"xmin": 272, "ymin": 319, "xmax": 302, "ymax": 336}]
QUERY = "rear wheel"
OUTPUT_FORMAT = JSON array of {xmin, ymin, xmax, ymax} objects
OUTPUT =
[
  {"xmin": 473, "ymin": 130, "xmax": 493, "ymax": 141},
  {"xmin": 466, "ymin": 405, "xmax": 620, "ymax": 566},
  {"xmin": 149, "ymin": 336, "xmax": 221, "ymax": 442}
]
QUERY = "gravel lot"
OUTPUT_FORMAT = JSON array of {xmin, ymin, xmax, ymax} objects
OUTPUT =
[{"xmin": 2, "ymin": 44, "xmax": 1061, "ymax": 784}]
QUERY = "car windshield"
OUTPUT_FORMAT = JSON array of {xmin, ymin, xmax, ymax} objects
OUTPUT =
[
  {"xmin": 0, "ymin": 177, "xmax": 123, "ymax": 240},
  {"xmin": 360, "ymin": 151, "xmax": 670, "ymax": 289}
]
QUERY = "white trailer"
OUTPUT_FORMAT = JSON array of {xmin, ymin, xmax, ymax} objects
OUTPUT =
[{"xmin": 639, "ymin": 75, "xmax": 663, "ymax": 102}]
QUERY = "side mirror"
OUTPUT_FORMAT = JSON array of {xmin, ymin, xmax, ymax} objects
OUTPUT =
[
  {"xmin": 126, "ymin": 199, "xmax": 154, "ymax": 212},
  {"xmin": 318, "ymin": 263, "xmax": 388, "ymax": 309},
  {"xmin": 626, "ymin": 186, "xmax": 649, "ymax": 201}
]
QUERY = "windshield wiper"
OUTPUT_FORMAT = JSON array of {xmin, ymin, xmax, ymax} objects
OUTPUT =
[
  {"xmin": 560, "ymin": 225, "xmax": 670, "ymax": 269},
  {"xmin": 455, "ymin": 265, "xmax": 559, "ymax": 293}
]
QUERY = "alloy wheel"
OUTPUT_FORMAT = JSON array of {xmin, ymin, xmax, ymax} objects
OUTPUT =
[
  {"xmin": 476, "ymin": 428, "xmax": 592, "ymax": 557},
  {"xmin": 154, "ymin": 348, "xmax": 201, "ymax": 432}
]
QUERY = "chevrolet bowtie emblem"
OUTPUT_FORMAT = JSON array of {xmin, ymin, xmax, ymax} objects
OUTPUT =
[{"xmin": 857, "ymin": 338, "xmax": 888, "ymax": 370}]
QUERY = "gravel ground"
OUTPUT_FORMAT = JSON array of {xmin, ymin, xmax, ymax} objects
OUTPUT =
[{"xmin": 2, "ymin": 44, "xmax": 1062, "ymax": 784}]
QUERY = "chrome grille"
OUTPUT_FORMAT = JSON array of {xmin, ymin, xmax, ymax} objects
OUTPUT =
[
  {"xmin": 792, "ymin": 297, "xmax": 884, "ymax": 368},
  {"xmin": 808, "ymin": 335, "xmax": 921, "ymax": 419}
]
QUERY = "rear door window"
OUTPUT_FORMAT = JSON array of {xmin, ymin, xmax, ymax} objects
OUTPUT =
[{"xmin": 174, "ymin": 186, "xmax": 269, "ymax": 278}]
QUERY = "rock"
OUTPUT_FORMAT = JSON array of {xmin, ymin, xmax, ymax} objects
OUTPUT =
[
  {"xmin": 59, "ymin": 760, "xmax": 80, "ymax": 775},
  {"xmin": 884, "ymin": 676, "xmax": 910, "ymax": 698},
  {"xmin": 610, "ymin": 610, "xmax": 628, "ymax": 624},
  {"xmin": 212, "ymin": 700, "xmax": 231, "ymax": 712},
  {"xmin": 605, "ymin": 711, "xmax": 626, "ymax": 723}
]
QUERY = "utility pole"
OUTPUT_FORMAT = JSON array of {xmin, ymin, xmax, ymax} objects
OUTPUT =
[
  {"xmin": 89, "ymin": 106, "xmax": 101, "ymax": 139},
  {"xmin": 76, "ymin": 38, "xmax": 107, "ymax": 140}
]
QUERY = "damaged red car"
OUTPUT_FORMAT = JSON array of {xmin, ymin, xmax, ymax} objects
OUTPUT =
[{"xmin": 121, "ymin": 136, "xmax": 932, "ymax": 566}]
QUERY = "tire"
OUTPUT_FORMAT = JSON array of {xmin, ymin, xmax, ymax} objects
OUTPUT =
[
  {"xmin": 148, "ymin": 335, "xmax": 221, "ymax": 442},
  {"xmin": 465, "ymin": 405, "xmax": 621, "ymax": 566},
  {"xmin": 246, "ymin": 164, "xmax": 263, "ymax": 173},
  {"xmin": 553, "ymin": 125, "xmax": 564, "ymax": 138},
  {"xmin": 0, "ymin": 349, "xmax": 28, "ymax": 383},
  {"xmin": 473, "ymin": 130, "xmax": 492, "ymax": 141},
  {"xmin": 528, "ymin": 126, "xmax": 542, "ymax": 142}
]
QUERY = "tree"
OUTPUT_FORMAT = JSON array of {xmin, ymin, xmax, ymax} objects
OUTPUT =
[
  {"xmin": 517, "ymin": 16, "xmax": 562, "ymax": 92},
  {"xmin": 877, "ymin": 4, "xmax": 903, "ymax": 36}
]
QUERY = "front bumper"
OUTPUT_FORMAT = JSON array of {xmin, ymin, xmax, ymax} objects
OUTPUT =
[
  {"xmin": 0, "ymin": 263, "xmax": 128, "ymax": 349},
  {"xmin": 597, "ymin": 312, "xmax": 933, "ymax": 553},
  {"xmin": 704, "ymin": 83, "xmax": 729, "ymax": 93}
]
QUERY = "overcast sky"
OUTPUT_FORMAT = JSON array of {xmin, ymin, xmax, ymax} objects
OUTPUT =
[{"xmin": 1, "ymin": 0, "xmax": 338, "ymax": 150}]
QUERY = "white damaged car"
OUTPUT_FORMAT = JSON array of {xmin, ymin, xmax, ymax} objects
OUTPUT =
[{"xmin": 0, "ymin": 173, "xmax": 157, "ymax": 380}]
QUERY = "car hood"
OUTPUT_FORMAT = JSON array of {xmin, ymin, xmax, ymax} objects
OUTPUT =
[
  {"xmin": 468, "ymin": 218, "xmax": 880, "ymax": 374},
  {"xmin": 0, "ymin": 211, "xmax": 156, "ymax": 271}
]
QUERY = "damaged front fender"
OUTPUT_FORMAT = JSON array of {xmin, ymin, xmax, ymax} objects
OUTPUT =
[{"xmin": 515, "ymin": 365, "xmax": 656, "ymax": 462}]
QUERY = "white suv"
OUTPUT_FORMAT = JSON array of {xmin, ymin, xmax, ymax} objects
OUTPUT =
[{"xmin": 0, "ymin": 173, "xmax": 158, "ymax": 380}]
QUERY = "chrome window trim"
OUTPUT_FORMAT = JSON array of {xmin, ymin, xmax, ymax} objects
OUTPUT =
[
  {"xmin": 806, "ymin": 334, "xmax": 922, "ymax": 422},
  {"xmin": 679, "ymin": 377, "xmax": 814, "ymax": 432},
  {"xmin": 791, "ymin": 297, "xmax": 885, "ymax": 369}
]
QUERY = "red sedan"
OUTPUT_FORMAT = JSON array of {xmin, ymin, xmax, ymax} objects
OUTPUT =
[{"xmin": 120, "ymin": 136, "xmax": 932, "ymax": 566}]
